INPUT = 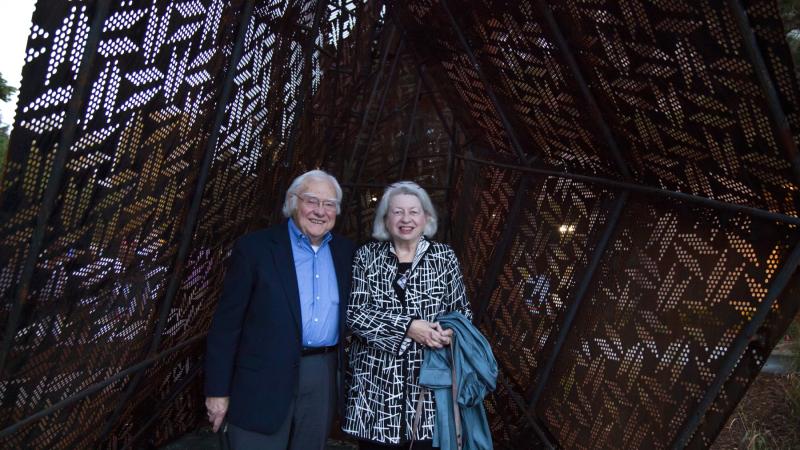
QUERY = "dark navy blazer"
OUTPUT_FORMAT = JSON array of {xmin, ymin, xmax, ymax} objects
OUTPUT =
[{"xmin": 204, "ymin": 221, "xmax": 355, "ymax": 434}]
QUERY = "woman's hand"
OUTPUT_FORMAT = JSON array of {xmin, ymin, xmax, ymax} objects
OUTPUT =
[
  {"xmin": 432, "ymin": 322, "xmax": 454, "ymax": 344},
  {"xmin": 407, "ymin": 320, "xmax": 453, "ymax": 348}
]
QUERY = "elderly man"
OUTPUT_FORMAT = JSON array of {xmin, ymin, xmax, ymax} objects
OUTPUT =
[{"xmin": 205, "ymin": 170, "xmax": 355, "ymax": 450}]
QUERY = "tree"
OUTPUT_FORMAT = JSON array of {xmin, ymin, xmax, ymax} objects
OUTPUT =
[
  {"xmin": 0, "ymin": 72, "xmax": 14, "ymax": 102},
  {"xmin": 0, "ymin": 72, "xmax": 17, "ymax": 174}
]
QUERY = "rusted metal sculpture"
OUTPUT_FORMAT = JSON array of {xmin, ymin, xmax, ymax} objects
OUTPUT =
[{"xmin": 1, "ymin": 1, "xmax": 799, "ymax": 448}]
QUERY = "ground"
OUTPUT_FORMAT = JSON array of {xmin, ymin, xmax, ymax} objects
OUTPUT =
[
  {"xmin": 159, "ymin": 430, "xmax": 357, "ymax": 450},
  {"xmin": 711, "ymin": 332, "xmax": 800, "ymax": 450}
]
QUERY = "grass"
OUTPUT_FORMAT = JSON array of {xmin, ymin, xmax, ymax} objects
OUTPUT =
[
  {"xmin": 788, "ymin": 372, "xmax": 800, "ymax": 420},
  {"xmin": 786, "ymin": 320, "xmax": 800, "ymax": 433},
  {"xmin": 780, "ymin": 0, "xmax": 800, "ymax": 85},
  {"xmin": 784, "ymin": 319, "xmax": 800, "ymax": 449},
  {"xmin": 780, "ymin": 0, "xmax": 800, "ymax": 27},
  {"xmin": 787, "ymin": 320, "xmax": 800, "ymax": 372},
  {"xmin": 714, "ymin": 317, "xmax": 800, "ymax": 449},
  {"xmin": 727, "ymin": 410, "xmax": 781, "ymax": 450}
]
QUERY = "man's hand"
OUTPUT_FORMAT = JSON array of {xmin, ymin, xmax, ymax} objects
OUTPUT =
[
  {"xmin": 407, "ymin": 320, "xmax": 452, "ymax": 348},
  {"xmin": 206, "ymin": 396, "xmax": 229, "ymax": 432}
]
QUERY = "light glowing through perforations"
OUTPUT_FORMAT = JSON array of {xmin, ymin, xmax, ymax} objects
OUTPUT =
[
  {"xmin": 45, "ymin": 6, "xmax": 79, "ymax": 85},
  {"xmin": 103, "ymin": 9, "xmax": 148, "ymax": 33},
  {"xmin": 23, "ymin": 86, "xmax": 73, "ymax": 114},
  {"xmin": 20, "ymin": 110, "xmax": 66, "ymax": 133},
  {"xmin": 326, "ymin": 0, "xmax": 359, "ymax": 47},
  {"xmin": 2, "ymin": 1, "xmax": 799, "ymax": 449}
]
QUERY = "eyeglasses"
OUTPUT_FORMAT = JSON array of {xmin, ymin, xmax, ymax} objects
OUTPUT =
[{"xmin": 296, "ymin": 193, "xmax": 338, "ymax": 211}]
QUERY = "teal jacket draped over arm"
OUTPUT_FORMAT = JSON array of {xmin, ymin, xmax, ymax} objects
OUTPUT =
[{"xmin": 418, "ymin": 311, "xmax": 498, "ymax": 450}]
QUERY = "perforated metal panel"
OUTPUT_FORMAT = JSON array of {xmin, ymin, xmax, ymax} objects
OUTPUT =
[
  {"xmin": 1, "ymin": 0, "xmax": 799, "ymax": 449},
  {"xmin": 537, "ymin": 198, "xmax": 798, "ymax": 449}
]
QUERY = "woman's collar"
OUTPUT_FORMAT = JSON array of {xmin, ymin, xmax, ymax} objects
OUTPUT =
[
  {"xmin": 388, "ymin": 237, "xmax": 430, "ymax": 270},
  {"xmin": 388, "ymin": 235, "xmax": 428, "ymax": 255}
]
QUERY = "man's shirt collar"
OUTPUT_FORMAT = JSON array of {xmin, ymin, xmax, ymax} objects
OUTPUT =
[{"xmin": 288, "ymin": 218, "xmax": 332, "ymax": 248}]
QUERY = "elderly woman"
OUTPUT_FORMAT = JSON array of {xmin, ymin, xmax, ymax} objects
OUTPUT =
[{"xmin": 342, "ymin": 181, "xmax": 472, "ymax": 450}]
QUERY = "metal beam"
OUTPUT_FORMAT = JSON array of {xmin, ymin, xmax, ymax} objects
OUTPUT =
[
  {"xmin": 268, "ymin": 0, "xmax": 329, "ymax": 223},
  {"xmin": 727, "ymin": 0, "xmax": 800, "ymax": 185},
  {"xmin": 121, "ymin": 358, "xmax": 204, "ymax": 449},
  {"xmin": 282, "ymin": 0, "xmax": 328, "ymax": 166},
  {"xmin": 670, "ymin": 237, "xmax": 800, "ymax": 449},
  {"xmin": 147, "ymin": 0, "xmax": 254, "ymax": 357},
  {"xmin": 500, "ymin": 6, "xmax": 635, "ymax": 414},
  {"xmin": 345, "ymin": 22, "xmax": 397, "ymax": 178},
  {"xmin": 399, "ymin": 73, "xmax": 423, "ymax": 178},
  {"xmin": 441, "ymin": 120, "xmax": 459, "ymax": 241},
  {"xmin": 340, "ymin": 18, "xmax": 400, "ymax": 237},
  {"xmin": 474, "ymin": 175, "xmax": 533, "ymax": 326},
  {"xmin": 456, "ymin": 154, "xmax": 800, "ymax": 227},
  {"xmin": 533, "ymin": 0, "xmax": 631, "ymax": 179},
  {"xmin": 496, "ymin": 368, "xmax": 555, "ymax": 449},
  {"xmin": 0, "ymin": 0, "xmax": 113, "ymax": 379},
  {"xmin": 474, "ymin": 166, "xmax": 553, "ymax": 448},
  {"xmin": 0, "ymin": 333, "xmax": 206, "ymax": 438},
  {"xmin": 344, "ymin": 18, "xmax": 406, "ymax": 237},
  {"xmin": 463, "ymin": 140, "xmax": 800, "ymax": 447},
  {"xmin": 314, "ymin": 42, "xmax": 336, "ymax": 59},
  {"xmin": 317, "ymin": 1, "xmax": 386, "ymax": 186},
  {"xmin": 96, "ymin": 0, "xmax": 256, "ymax": 441},
  {"xmin": 440, "ymin": 0, "xmax": 529, "ymax": 164},
  {"xmin": 426, "ymin": 0, "xmax": 560, "ymax": 340},
  {"xmin": 389, "ymin": 3, "xmax": 459, "ymax": 150},
  {"xmin": 353, "ymin": 35, "xmax": 406, "ymax": 183},
  {"xmin": 449, "ymin": 147, "xmax": 479, "ymax": 254},
  {"xmin": 319, "ymin": 0, "xmax": 347, "ymax": 168},
  {"xmin": 526, "ymin": 191, "xmax": 628, "ymax": 409},
  {"xmin": 416, "ymin": 64, "xmax": 458, "ymax": 146}
]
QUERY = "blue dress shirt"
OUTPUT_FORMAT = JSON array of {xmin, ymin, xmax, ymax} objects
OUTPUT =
[{"xmin": 288, "ymin": 218, "xmax": 340, "ymax": 347}]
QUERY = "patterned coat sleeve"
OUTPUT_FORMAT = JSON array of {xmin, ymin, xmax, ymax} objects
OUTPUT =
[
  {"xmin": 446, "ymin": 247, "xmax": 473, "ymax": 321},
  {"xmin": 347, "ymin": 245, "xmax": 414, "ymax": 355}
]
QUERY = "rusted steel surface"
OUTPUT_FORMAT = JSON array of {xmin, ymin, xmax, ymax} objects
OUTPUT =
[{"xmin": 1, "ymin": 1, "xmax": 800, "ymax": 449}]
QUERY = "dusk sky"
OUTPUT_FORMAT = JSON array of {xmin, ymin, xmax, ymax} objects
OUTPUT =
[{"xmin": 0, "ymin": 0, "xmax": 37, "ymax": 129}]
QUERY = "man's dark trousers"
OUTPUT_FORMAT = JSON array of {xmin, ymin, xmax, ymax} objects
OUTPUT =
[{"xmin": 226, "ymin": 351, "xmax": 336, "ymax": 450}]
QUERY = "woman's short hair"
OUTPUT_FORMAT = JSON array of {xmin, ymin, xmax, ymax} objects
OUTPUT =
[
  {"xmin": 282, "ymin": 170, "xmax": 343, "ymax": 217},
  {"xmin": 372, "ymin": 181, "xmax": 438, "ymax": 241}
]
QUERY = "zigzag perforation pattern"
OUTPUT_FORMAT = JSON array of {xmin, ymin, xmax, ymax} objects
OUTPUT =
[
  {"xmin": 484, "ymin": 177, "xmax": 615, "ymax": 391},
  {"xmin": 537, "ymin": 197, "xmax": 796, "ymax": 449}
]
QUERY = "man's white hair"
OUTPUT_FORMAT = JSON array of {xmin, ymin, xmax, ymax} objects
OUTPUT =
[
  {"xmin": 372, "ymin": 181, "xmax": 438, "ymax": 241},
  {"xmin": 282, "ymin": 170, "xmax": 343, "ymax": 217}
]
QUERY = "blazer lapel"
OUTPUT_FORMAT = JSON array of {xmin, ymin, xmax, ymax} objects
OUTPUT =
[
  {"xmin": 330, "ymin": 237, "xmax": 349, "ymax": 302},
  {"xmin": 330, "ymin": 236, "xmax": 351, "ymax": 333},
  {"xmin": 272, "ymin": 222, "xmax": 302, "ymax": 337}
]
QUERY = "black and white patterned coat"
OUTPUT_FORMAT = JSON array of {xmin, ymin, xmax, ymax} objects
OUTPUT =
[{"xmin": 342, "ymin": 238, "xmax": 473, "ymax": 444}]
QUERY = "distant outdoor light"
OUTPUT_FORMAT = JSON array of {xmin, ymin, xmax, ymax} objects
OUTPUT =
[{"xmin": 559, "ymin": 224, "xmax": 575, "ymax": 233}]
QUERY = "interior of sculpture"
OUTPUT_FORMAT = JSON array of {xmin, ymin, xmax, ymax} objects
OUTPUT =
[{"xmin": 1, "ymin": 0, "xmax": 800, "ymax": 448}]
